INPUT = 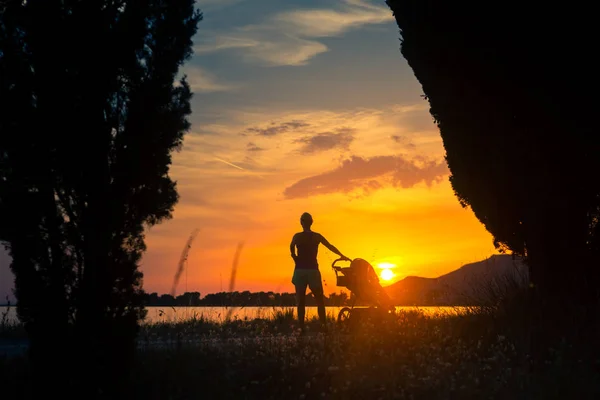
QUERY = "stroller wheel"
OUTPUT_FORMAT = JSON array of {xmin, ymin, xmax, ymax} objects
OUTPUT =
[{"xmin": 337, "ymin": 307, "xmax": 352, "ymax": 324}]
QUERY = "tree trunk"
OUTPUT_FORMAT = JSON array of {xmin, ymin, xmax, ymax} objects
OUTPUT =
[
  {"xmin": 74, "ymin": 123, "xmax": 116, "ymax": 397},
  {"xmin": 527, "ymin": 204, "xmax": 599, "ymax": 366}
]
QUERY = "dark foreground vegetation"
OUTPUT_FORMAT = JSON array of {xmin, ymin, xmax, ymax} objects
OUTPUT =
[
  {"xmin": 2, "ymin": 265, "xmax": 593, "ymax": 400},
  {"xmin": 3, "ymin": 305, "xmax": 600, "ymax": 400}
]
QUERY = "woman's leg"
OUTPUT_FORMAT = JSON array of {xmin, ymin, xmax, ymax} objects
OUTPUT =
[
  {"xmin": 314, "ymin": 290, "xmax": 326, "ymax": 325},
  {"xmin": 309, "ymin": 270, "xmax": 327, "ymax": 327},
  {"xmin": 295, "ymin": 284, "xmax": 307, "ymax": 327}
]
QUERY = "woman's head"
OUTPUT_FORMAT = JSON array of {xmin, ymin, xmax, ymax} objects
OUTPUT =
[{"xmin": 300, "ymin": 212, "xmax": 313, "ymax": 229}]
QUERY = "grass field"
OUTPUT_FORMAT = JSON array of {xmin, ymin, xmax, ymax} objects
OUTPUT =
[{"xmin": 2, "ymin": 304, "xmax": 599, "ymax": 399}]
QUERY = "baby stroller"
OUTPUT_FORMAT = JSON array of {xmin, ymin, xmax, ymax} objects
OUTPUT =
[{"xmin": 332, "ymin": 257, "xmax": 396, "ymax": 328}]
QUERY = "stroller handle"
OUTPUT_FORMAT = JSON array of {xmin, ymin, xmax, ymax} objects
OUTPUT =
[{"xmin": 331, "ymin": 257, "xmax": 351, "ymax": 270}]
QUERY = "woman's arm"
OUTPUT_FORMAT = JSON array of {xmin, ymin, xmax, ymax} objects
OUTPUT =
[
  {"xmin": 319, "ymin": 234, "xmax": 350, "ymax": 260},
  {"xmin": 290, "ymin": 234, "xmax": 298, "ymax": 262}
]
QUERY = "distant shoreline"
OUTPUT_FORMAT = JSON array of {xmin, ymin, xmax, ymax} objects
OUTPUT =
[{"xmin": 1, "ymin": 304, "xmax": 480, "ymax": 308}]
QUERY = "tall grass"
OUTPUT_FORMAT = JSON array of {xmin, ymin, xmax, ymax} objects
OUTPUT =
[
  {"xmin": 1, "ymin": 297, "xmax": 10, "ymax": 330},
  {"xmin": 461, "ymin": 259, "xmax": 529, "ymax": 314},
  {"xmin": 169, "ymin": 228, "xmax": 200, "ymax": 297},
  {"xmin": 0, "ymin": 298, "xmax": 24, "ymax": 340}
]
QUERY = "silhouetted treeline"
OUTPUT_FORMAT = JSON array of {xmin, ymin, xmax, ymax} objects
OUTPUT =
[{"xmin": 145, "ymin": 291, "xmax": 352, "ymax": 307}]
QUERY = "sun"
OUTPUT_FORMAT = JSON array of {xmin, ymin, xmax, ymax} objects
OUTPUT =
[{"xmin": 380, "ymin": 268, "xmax": 394, "ymax": 281}]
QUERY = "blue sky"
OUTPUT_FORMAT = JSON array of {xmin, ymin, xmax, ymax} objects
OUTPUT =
[
  {"xmin": 0, "ymin": 0, "xmax": 498, "ymax": 302},
  {"xmin": 187, "ymin": 0, "xmax": 422, "ymax": 119}
]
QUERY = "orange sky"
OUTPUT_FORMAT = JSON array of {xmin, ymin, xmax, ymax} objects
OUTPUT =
[
  {"xmin": 0, "ymin": 0, "xmax": 499, "ymax": 302},
  {"xmin": 141, "ymin": 102, "xmax": 498, "ymax": 296}
]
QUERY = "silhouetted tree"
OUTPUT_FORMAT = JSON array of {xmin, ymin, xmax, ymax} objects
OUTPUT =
[
  {"xmin": 176, "ymin": 291, "xmax": 201, "ymax": 305},
  {"xmin": 158, "ymin": 294, "xmax": 176, "ymax": 306},
  {"xmin": 145, "ymin": 292, "xmax": 161, "ymax": 306},
  {"xmin": 328, "ymin": 291, "xmax": 349, "ymax": 307},
  {"xmin": 0, "ymin": 1, "xmax": 201, "ymax": 397},
  {"xmin": 386, "ymin": 0, "xmax": 599, "ymax": 348}
]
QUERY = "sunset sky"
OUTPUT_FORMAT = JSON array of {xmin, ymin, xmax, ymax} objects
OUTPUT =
[{"xmin": 0, "ymin": 0, "xmax": 499, "ymax": 302}]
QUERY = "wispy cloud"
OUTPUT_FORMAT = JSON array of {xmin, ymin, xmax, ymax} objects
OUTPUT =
[
  {"xmin": 274, "ymin": 0, "xmax": 392, "ymax": 37},
  {"xmin": 182, "ymin": 65, "xmax": 237, "ymax": 93},
  {"xmin": 390, "ymin": 135, "xmax": 416, "ymax": 150},
  {"xmin": 194, "ymin": 0, "xmax": 393, "ymax": 66},
  {"xmin": 175, "ymin": 103, "xmax": 442, "ymax": 184},
  {"xmin": 294, "ymin": 128, "xmax": 355, "ymax": 154},
  {"xmin": 196, "ymin": 0, "xmax": 245, "ymax": 12},
  {"xmin": 246, "ymin": 142, "xmax": 265, "ymax": 152},
  {"xmin": 197, "ymin": 33, "xmax": 328, "ymax": 67},
  {"xmin": 283, "ymin": 155, "xmax": 449, "ymax": 199},
  {"xmin": 170, "ymin": 103, "xmax": 444, "ymax": 208},
  {"xmin": 245, "ymin": 120, "xmax": 310, "ymax": 137},
  {"xmin": 195, "ymin": 36, "xmax": 259, "ymax": 54}
]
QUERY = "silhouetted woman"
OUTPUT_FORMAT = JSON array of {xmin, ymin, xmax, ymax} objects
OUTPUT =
[{"xmin": 290, "ymin": 212, "xmax": 350, "ymax": 332}]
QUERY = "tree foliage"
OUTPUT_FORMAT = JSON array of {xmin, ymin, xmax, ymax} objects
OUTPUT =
[
  {"xmin": 0, "ymin": 0, "xmax": 201, "ymax": 396},
  {"xmin": 385, "ymin": 0, "xmax": 600, "ymax": 338}
]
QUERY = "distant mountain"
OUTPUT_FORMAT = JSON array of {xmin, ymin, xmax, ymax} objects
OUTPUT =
[{"xmin": 383, "ymin": 254, "xmax": 528, "ymax": 306}]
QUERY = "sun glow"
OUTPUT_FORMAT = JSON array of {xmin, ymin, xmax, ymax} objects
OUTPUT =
[
  {"xmin": 380, "ymin": 268, "xmax": 394, "ymax": 281},
  {"xmin": 377, "ymin": 262, "xmax": 396, "ymax": 282}
]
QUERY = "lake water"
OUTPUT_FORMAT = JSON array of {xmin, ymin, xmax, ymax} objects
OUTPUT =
[{"xmin": 1, "ymin": 305, "xmax": 470, "ymax": 325}]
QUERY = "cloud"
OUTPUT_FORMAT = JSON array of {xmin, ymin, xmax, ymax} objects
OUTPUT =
[
  {"xmin": 194, "ymin": 29, "xmax": 327, "ymax": 67},
  {"xmin": 182, "ymin": 65, "xmax": 237, "ymax": 93},
  {"xmin": 177, "ymin": 188, "xmax": 210, "ymax": 207},
  {"xmin": 294, "ymin": 128, "xmax": 355, "ymax": 154},
  {"xmin": 283, "ymin": 155, "xmax": 449, "ymax": 199},
  {"xmin": 390, "ymin": 135, "xmax": 416, "ymax": 150},
  {"xmin": 245, "ymin": 120, "xmax": 310, "ymax": 137},
  {"xmin": 196, "ymin": 0, "xmax": 244, "ymax": 11},
  {"xmin": 171, "ymin": 103, "xmax": 445, "ymax": 208},
  {"xmin": 193, "ymin": 0, "xmax": 393, "ymax": 66},
  {"xmin": 217, "ymin": 34, "xmax": 328, "ymax": 67},
  {"xmin": 390, "ymin": 103, "xmax": 430, "ymax": 113},
  {"xmin": 247, "ymin": 142, "xmax": 265, "ymax": 152},
  {"xmin": 195, "ymin": 36, "xmax": 260, "ymax": 54},
  {"xmin": 274, "ymin": 0, "xmax": 392, "ymax": 38}
]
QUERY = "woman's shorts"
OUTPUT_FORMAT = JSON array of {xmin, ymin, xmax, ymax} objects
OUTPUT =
[{"xmin": 292, "ymin": 268, "xmax": 323, "ymax": 294}]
